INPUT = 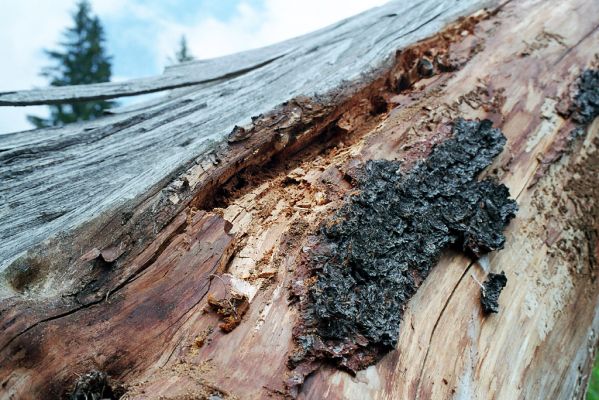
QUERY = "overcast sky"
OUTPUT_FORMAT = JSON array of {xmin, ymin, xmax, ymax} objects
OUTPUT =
[{"xmin": 0, "ymin": 0, "xmax": 388, "ymax": 134}]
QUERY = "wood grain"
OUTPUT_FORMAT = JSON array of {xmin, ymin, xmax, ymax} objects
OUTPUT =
[
  {"xmin": 0, "ymin": 0, "xmax": 598, "ymax": 399},
  {"xmin": 0, "ymin": 0, "xmax": 490, "ymax": 275}
]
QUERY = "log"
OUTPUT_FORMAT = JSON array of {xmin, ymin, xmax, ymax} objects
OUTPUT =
[
  {"xmin": 0, "ymin": 0, "xmax": 488, "ymax": 273},
  {"xmin": 1, "ymin": 0, "xmax": 598, "ymax": 399}
]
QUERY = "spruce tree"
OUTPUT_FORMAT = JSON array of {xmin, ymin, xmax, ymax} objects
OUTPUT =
[
  {"xmin": 173, "ymin": 35, "xmax": 195, "ymax": 63},
  {"xmin": 28, "ymin": 0, "xmax": 114, "ymax": 128}
]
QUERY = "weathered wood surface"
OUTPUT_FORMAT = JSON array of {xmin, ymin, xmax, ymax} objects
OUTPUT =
[
  {"xmin": 0, "ymin": 0, "xmax": 489, "ymax": 276},
  {"xmin": 0, "ymin": 47, "xmax": 288, "ymax": 106},
  {"xmin": 1, "ymin": 0, "xmax": 599, "ymax": 399}
]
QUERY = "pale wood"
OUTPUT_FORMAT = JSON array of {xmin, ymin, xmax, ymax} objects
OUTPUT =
[
  {"xmin": 0, "ymin": 0, "xmax": 598, "ymax": 399},
  {"xmin": 0, "ymin": 0, "xmax": 489, "ymax": 275}
]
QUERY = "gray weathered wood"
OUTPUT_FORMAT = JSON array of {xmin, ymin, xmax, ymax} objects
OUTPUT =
[
  {"xmin": 1, "ymin": 0, "xmax": 598, "ymax": 398},
  {"xmin": 0, "ymin": 47, "xmax": 288, "ymax": 105},
  {"xmin": 0, "ymin": 0, "xmax": 490, "ymax": 274}
]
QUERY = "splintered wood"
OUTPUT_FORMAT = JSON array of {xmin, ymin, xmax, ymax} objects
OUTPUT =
[{"xmin": 0, "ymin": 0, "xmax": 598, "ymax": 399}]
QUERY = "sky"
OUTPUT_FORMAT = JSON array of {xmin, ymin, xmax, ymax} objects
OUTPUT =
[{"xmin": 0, "ymin": 0, "xmax": 388, "ymax": 134}]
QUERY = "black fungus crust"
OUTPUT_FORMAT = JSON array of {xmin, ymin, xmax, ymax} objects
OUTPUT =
[
  {"xmin": 571, "ymin": 69, "xmax": 599, "ymax": 125},
  {"xmin": 481, "ymin": 271, "xmax": 508, "ymax": 314},
  {"xmin": 295, "ymin": 119, "xmax": 517, "ymax": 372},
  {"xmin": 69, "ymin": 370, "xmax": 123, "ymax": 400}
]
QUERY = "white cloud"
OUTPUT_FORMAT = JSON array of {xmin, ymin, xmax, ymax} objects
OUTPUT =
[
  {"xmin": 0, "ymin": 1, "xmax": 69, "ymax": 133},
  {"xmin": 0, "ymin": 0, "xmax": 388, "ymax": 134},
  {"xmin": 0, "ymin": 0, "xmax": 128, "ymax": 134},
  {"xmin": 154, "ymin": 0, "xmax": 389, "ymax": 64}
]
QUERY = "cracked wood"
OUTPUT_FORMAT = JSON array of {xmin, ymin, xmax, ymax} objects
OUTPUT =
[{"xmin": 0, "ymin": 0, "xmax": 598, "ymax": 399}]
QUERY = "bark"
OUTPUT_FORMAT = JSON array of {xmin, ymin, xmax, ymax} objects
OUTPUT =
[
  {"xmin": 0, "ymin": 0, "xmax": 486, "ymax": 275},
  {"xmin": 1, "ymin": 0, "xmax": 598, "ymax": 399}
]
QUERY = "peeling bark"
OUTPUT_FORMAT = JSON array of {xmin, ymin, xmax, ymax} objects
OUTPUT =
[
  {"xmin": 288, "ymin": 119, "xmax": 517, "ymax": 389},
  {"xmin": 0, "ymin": 0, "xmax": 598, "ymax": 399}
]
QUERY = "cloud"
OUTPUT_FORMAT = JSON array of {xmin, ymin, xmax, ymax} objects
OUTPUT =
[
  {"xmin": 0, "ymin": 0, "xmax": 127, "ymax": 134},
  {"xmin": 153, "ymin": 0, "xmax": 390, "ymax": 63},
  {"xmin": 0, "ymin": 0, "xmax": 388, "ymax": 134},
  {"xmin": 0, "ymin": 1, "xmax": 69, "ymax": 133}
]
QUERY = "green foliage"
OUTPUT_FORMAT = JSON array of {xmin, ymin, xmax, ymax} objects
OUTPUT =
[
  {"xmin": 172, "ymin": 35, "xmax": 195, "ymax": 64},
  {"xmin": 588, "ymin": 353, "xmax": 599, "ymax": 400},
  {"xmin": 28, "ymin": 0, "xmax": 114, "ymax": 128}
]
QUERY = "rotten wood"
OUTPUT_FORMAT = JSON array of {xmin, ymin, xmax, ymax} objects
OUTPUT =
[
  {"xmin": 1, "ymin": 0, "xmax": 598, "ymax": 399},
  {"xmin": 0, "ymin": 0, "xmax": 489, "ymax": 276}
]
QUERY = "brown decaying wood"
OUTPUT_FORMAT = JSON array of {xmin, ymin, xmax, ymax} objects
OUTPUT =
[
  {"xmin": 0, "ymin": 0, "xmax": 487, "ymax": 270},
  {"xmin": 1, "ymin": 0, "xmax": 598, "ymax": 398}
]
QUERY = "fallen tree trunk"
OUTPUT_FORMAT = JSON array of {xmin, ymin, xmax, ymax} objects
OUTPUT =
[{"xmin": 1, "ymin": 0, "xmax": 598, "ymax": 399}]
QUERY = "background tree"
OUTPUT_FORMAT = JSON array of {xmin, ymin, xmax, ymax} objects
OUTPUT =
[
  {"xmin": 28, "ymin": 0, "xmax": 114, "ymax": 128},
  {"xmin": 172, "ymin": 35, "xmax": 195, "ymax": 64}
]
